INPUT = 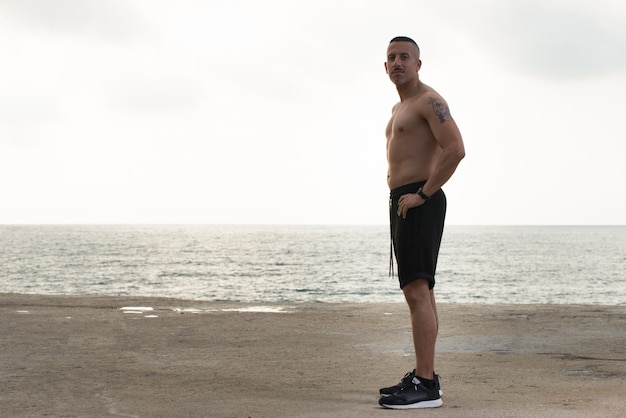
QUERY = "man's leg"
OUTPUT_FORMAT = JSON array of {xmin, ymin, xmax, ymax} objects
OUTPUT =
[
  {"xmin": 402, "ymin": 279, "xmax": 438, "ymax": 380},
  {"xmin": 430, "ymin": 288, "xmax": 438, "ymax": 330}
]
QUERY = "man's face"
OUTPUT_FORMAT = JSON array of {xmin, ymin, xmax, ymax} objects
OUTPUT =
[{"xmin": 385, "ymin": 42, "xmax": 421, "ymax": 85}]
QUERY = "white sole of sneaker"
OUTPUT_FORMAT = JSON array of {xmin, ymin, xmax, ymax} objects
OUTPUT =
[
  {"xmin": 380, "ymin": 398, "xmax": 443, "ymax": 409},
  {"xmin": 380, "ymin": 390, "xmax": 443, "ymax": 397}
]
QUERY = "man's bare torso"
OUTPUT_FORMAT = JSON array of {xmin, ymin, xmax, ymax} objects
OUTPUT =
[{"xmin": 386, "ymin": 85, "xmax": 443, "ymax": 190}]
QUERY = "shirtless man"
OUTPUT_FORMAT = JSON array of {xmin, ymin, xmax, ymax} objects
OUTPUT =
[{"xmin": 378, "ymin": 36, "xmax": 465, "ymax": 410}]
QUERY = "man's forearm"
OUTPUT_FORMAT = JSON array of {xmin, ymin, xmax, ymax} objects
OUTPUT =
[{"xmin": 422, "ymin": 147, "xmax": 465, "ymax": 197}]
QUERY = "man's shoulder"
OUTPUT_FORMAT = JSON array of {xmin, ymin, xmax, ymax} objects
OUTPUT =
[
  {"xmin": 392, "ymin": 84, "xmax": 449, "ymax": 116},
  {"xmin": 411, "ymin": 86, "xmax": 451, "ymax": 120},
  {"xmin": 416, "ymin": 84, "xmax": 446, "ymax": 105},
  {"xmin": 401, "ymin": 93, "xmax": 443, "ymax": 118}
]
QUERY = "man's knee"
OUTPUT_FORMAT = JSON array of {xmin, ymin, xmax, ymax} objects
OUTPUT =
[{"xmin": 402, "ymin": 278, "xmax": 432, "ymax": 307}]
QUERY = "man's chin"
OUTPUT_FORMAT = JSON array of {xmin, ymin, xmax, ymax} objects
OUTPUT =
[{"xmin": 390, "ymin": 72, "xmax": 407, "ymax": 82}]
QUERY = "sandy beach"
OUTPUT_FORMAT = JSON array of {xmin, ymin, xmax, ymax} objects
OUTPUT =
[{"xmin": 1, "ymin": 293, "xmax": 624, "ymax": 417}]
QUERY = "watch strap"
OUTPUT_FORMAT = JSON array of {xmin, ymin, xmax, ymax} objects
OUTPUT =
[{"xmin": 416, "ymin": 187, "xmax": 431, "ymax": 201}]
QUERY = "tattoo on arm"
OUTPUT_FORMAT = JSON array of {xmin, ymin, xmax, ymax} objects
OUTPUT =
[{"xmin": 427, "ymin": 97, "xmax": 453, "ymax": 123}]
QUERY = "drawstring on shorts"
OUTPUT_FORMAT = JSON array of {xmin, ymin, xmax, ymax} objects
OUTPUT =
[{"xmin": 389, "ymin": 196, "xmax": 395, "ymax": 278}]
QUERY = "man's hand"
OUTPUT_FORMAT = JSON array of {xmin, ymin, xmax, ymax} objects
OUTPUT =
[{"xmin": 397, "ymin": 193, "xmax": 425, "ymax": 219}]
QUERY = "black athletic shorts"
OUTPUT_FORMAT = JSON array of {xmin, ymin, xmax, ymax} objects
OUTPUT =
[{"xmin": 389, "ymin": 181, "xmax": 447, "ymax": 290}]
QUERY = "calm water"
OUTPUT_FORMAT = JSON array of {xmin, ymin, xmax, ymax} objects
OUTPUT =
[{"xmin": 1, "ymin": 225, "xmax": 624, "ymax": 305}]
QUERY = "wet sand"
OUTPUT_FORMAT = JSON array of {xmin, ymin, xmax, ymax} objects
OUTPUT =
[{"xmin": 1, "ymin": 293, "xmax": 625, "ymax": 417}]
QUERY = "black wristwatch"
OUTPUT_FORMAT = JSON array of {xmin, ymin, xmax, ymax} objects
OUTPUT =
[{"xmin": 416, "ymin": 187, "xmax": 431, "ymax": 201}]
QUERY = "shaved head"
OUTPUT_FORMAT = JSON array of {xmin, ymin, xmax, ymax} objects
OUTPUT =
[{"xmin": 389, "ymin": 36, "xmax": 420, "ymax": 58}]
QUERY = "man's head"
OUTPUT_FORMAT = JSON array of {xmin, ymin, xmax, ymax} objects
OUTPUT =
[
  {"xmin": 385, "ymin": 36, "xmax": 422, "ymax": 85},
  {"xmin": 389, "ymin": 36, "xmax": 420, "ymax": 58}
]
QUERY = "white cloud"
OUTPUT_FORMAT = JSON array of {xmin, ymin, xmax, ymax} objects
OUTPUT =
[
  {"xmin": 427, "ymin": 0, "xmax": 626, "ymax": 79},
  {"xmin": 0, "ymin": 0, "xmax": 144, "ymax": 41},
  {"xmin": 0, "ymin": 0, "xmax": 624, "ymax": 224}
]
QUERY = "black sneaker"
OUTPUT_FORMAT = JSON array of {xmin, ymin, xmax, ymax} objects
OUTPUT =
[
  {"xmin": 378, "ymin": 376, "xmax": 442, "ymax": 409},
  {"xmin": 379, "ymin": 370, "xmax": 442, "ymax": 397}
]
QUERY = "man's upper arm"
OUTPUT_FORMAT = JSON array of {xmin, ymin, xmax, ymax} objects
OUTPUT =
[{"xmin": 423, "ymin": 95, "xmax": 464, "ymax": 153}]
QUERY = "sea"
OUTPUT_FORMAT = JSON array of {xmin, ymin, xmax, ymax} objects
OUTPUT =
[{"xmin": 1, "ymin": 225, "xmax": 624, "ymax": 305}]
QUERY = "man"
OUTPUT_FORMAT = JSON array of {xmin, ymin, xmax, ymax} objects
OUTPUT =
[{"xmin": 378, "ymin": 36, "xmax": 465, "ymax": 409}]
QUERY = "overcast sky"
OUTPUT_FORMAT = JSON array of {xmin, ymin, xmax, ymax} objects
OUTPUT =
[{"xmin": 1, "ymin": 0, "xmax": 625, "ymax": 225}]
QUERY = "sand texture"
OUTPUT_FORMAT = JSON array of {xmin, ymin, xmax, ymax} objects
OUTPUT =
[{"xmin": 2, "ymin": 294, "xmax": 625, "ymax": 417}]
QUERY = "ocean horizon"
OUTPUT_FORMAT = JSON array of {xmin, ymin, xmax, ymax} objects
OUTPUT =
[{"xmin": 1, "ymin": 224, "xmax": 625, "ymax": 306}]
